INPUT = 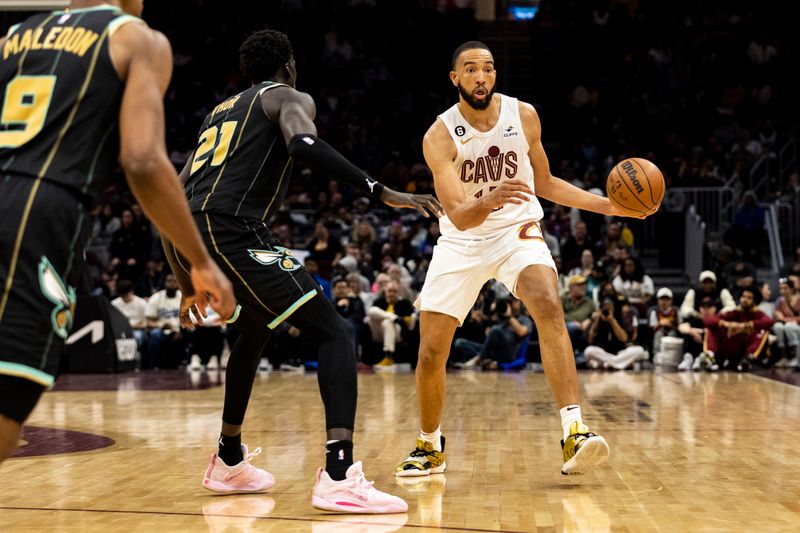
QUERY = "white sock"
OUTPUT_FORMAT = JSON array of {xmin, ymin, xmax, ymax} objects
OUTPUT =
[
  {"xmin": 560, "ymin": 405, "xmax": 582, "ymax": 440},
  {"xmin": 419, "ymin": 426, "xmax": 442, "ymax": 452}
]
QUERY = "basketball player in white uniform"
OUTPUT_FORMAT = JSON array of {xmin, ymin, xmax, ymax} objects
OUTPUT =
[{"xmin": 396, "ymin": 42, "xmax": 646, "ymax": 477}]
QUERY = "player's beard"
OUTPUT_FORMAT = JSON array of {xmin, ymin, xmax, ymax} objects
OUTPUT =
[{"xmin": 458, "ymin": 82, "xmax": 495, "ymax": 110}]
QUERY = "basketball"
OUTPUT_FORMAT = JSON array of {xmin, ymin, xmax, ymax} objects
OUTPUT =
[{"xmin": 606, "ymin": 158, "xmax": 665, "ymax": 216}]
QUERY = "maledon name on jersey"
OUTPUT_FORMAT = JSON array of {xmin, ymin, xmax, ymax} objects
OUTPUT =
[
  {"xmin": 185, "ymin": 81, "xmax": 292, "ymax": 222},
  {"xmin": 437, "ymin": 94, "xmax": 543, "ymax": 238},
  {"xmin": 0, "ymin": 6, "xmax": 144, "ymax": 205}
]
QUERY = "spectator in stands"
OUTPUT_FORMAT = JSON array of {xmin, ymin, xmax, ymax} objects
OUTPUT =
[
  {"xmin": 612, "ymin": 257, "xmax": 654, "ymax": 316},
  {"xmin": 110, "ymin": 209, "xmax": 145, "ymax": 281},
  {"xmin": 677, "ymin": 296, "xmax": 719, "ymax": 371},
  {"xmin": 304, "ymin": 257, "xmax": 332, "ymax": 299},
  {"xmin": 585, "ymin": 296, "xmax": 646, "ymax": 370},
  {"xmin": 649, "ymin": 288, "xmax": 679, "ymax": 356},
  {"xmin": 367, "ymin": 280, "xmax": 416, "ymax": 370},
  {"xmin": 416, "ymin": 219, "xmax": 440, "ymax": 259},
  {"xmin": 87, "ymin": 203, "xmax": 120, "ymax": 267},
  {"xmin": 187, "ymin": 306, "xmax": 225, "ymax": 372},
  {"xmin": 758, "ymin": 281, "xmax": 776, "ymax": 318},
  {"xmin": 680, "ymin": 270, "xmax": 736, "ymax": 320},
  {"xmin": 544, "ymin": 204, "xmax": 571, "ymax": 243},
  {"xmin": 386, "ymin": 262, "xmax": 415, "ymax": 300},
  {"xmin": 598, "ymin": 221, "xmax": 625, "ymax": 259},
  {"xmin": 145, "ymin": 273, "xmax": 183, "ymax": 369},
  {"xmin": 562, "ymin": 275, "xmax": 596, "ymax": 362},
  {"xmin": 594, "ymin": 280, "xmax": 617, "ymax": 307},
  {"xmin": 479, "ymin": 299, "xmax": 533, "ymax": 371},
  {"xmin": 451, "ymin": 295, "xmax": 492, "ymax": 368},
  {"xmin": 588, "ymin": 259, "xmax": 608, "ymax": 298},
  {"xmin": 306, "ymin": 222, "xmax": 342, "ymax": 280},
  {"xmin": 383, "ymin": 220, "xmax": 414, "ymax": 263},
  {"xmin": 724, "ymin": 260, "xmax": 757, "ymax": 299},
  {"xmin": 129, "ymin": 203, "xmax": 153, "ymax": 259},
  {"xmin": 567, "ymin": 249, "xmax": 594, "ymax": 280},
  {"xmin": 452, "ymin": 298, "xmax": 529, "ymax": 370},
  {"xmin": 341, "ymin": 241, "xmax": 372, "ymax": 287},
  {"xmin": 111, "ymin": 279, "xmax": 148, "ymax": 361},
  {"xmin": 332, "ymin": 276, "xmax": 366, "ymax": 354},
  {"xmin": 347, "ymin": 271, "xmax": 373, "ymax": 311},
  {"xmin": 773, "ymin": 277, "xmax": 800, "ymax": 368},
  {"xmin": 541, "ymin": 225, "xmax": 560, "ymax": 259},
  {"xmin": 701, "ymin": 286, "xmax": 773, "ymax": 372},
  {"xmin": 135, "ymin": 258, "xmax": 165, "ymax": 298},
  {"xmin": 560, "ymin": 220, "xmax": 597, "ymax": 272},
  {"xmin": 351, "ymin": 219, "xmax": 380, "ymax": 269}
]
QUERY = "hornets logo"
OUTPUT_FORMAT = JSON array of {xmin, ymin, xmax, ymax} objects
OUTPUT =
[
  {"xmin": 248, "ymin": 247, "xmax": 302, "ymax": 272},
  {"xmin": 38, "ymin": 256, "xmax": 76, "ymax": 339}
]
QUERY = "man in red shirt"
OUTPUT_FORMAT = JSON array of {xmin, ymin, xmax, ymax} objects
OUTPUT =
[{"xmin": 702, "ymin": 286, "xmax": 773, "ymax": 371}]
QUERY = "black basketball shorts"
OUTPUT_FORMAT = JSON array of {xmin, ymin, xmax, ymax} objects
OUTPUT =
[
  {"xmin": 195, "ymin": 213, "xmax": 320, "ymax": 328},
  {"xmin": 0, "ymin": 177, "xmax": 89, "ymax": 393}
]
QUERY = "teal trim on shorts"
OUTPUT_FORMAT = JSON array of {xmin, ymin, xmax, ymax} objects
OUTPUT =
[
  {"xmin": 225, "ymin": 304, "xmax": 242, "ymax": 324},
  {"xmin": 0, "ymin": 361, "xmax": 55, "ymax": 388},
  {"xmin": 267, "ymin": 290, "xmax": 318, "ymax": 330}
]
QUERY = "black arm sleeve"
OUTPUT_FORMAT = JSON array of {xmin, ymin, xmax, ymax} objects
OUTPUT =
[{"xmin": 287, "ymin": 134, "xmax": 385, "ymax": 197}]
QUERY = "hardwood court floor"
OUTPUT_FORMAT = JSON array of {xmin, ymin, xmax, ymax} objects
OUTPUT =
[{"xmin": 2, "ymin": 369, "xmax": 800, "ymax": 532}]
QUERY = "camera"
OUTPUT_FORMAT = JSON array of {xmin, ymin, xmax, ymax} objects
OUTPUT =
[
  {"xmin": 601, "ymin": 308, "xmax": 611, "ymax": 317},
  {"xmin": 494, "ymin": 299, "xmax": 509, "ymax": 318}
]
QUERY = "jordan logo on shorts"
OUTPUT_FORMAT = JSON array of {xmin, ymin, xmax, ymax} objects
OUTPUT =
[
  {"xmin": 248, "ymin": 247, "xmax": 301, "ymax": 272},
  {"xmin": 38, "ymin": 256, "xmax": 76, "ymax": 339}
]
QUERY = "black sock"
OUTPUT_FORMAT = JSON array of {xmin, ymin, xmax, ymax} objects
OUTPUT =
[
  {"xmin": 325, "ymin": 440, "xmax": 354, "ymax": 481},
  {"xmin": 218, "ymin": 433, "xmax": 243, "ymax": 466}
]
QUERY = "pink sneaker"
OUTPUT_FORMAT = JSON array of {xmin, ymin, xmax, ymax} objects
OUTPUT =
[
  {"xmin": 202, "ymin": 444, "xmax": 275, "ymax": 494},
  {"xmin": 311, "ymin": 461, "xmax": 408, "ymax": 514}
]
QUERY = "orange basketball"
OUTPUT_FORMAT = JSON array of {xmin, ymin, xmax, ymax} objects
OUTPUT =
[{"xmin": 606, "ymin": 158, "xmax": 664, "ymax": 216}]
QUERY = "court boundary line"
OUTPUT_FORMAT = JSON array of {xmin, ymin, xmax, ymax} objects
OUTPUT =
[{"xmin": 0, "ymin": 505, "xmax": 532, "ymax": 533}]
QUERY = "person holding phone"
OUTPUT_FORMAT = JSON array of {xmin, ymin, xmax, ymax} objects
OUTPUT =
[{"xmin": 584, "ymin": 297, "xmax": 646, "ymax": 370}]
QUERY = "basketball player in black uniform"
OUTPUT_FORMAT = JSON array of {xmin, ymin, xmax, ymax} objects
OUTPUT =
[
  {"xmin": 0, "ymin": 0, "xmax": 235, "ymax": 465},
  {"xmin": 163, "ymin": 30, "xmax": 441, "ymax": 512}
]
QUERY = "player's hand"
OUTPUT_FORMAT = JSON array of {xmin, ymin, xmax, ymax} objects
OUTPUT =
[
  {"xmin": 607, "ymin": 199, "xmax": 648, "ymax": 220},
  {"xmin": 380, "ymin": 188, "xmax": 444, "ymax": 218},
  {"xmin": 190, "ymin": 259, "xmax": 236, "ymax": 323},
  {"xmin": 482, "ymin": 179, "xmax": 532, "ymax": 210},
  {"xmin": 180, "ymin": 294, "xmax": 206, "ymax": 330}
]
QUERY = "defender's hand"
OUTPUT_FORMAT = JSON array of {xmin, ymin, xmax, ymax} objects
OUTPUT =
[
  {"xmin": 190, "ymin": 260, "xmax": 236, "ymax": 323},
  {"xmin": 380, "ymin": 188, "xmax": 444, "ymax": 218},
  {"xmin": 481, "ymin": 179, "xmax": 532, "ymax": 210}
]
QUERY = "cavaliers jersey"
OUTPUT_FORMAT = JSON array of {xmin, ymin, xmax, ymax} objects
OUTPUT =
[
  {"xmin": 437, "ymin": 94, "xmax": 543, "ymax": 238},
  {"xmin": 0, "ymin": 5, "xmax": 143, "ymax": 204},
  {"xmin": 185, "ymin": 81, "xmax": 293, "ymax": 222}
]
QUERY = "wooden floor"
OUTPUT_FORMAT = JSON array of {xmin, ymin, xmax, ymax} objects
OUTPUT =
[{"xmin": 2, "ymin": 369, "xmax": 800, "ymax": 532}]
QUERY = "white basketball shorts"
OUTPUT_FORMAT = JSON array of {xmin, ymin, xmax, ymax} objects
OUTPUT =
[{"xmin": 414, "ymin": 221, "xmax": 557, "ymax": 325}]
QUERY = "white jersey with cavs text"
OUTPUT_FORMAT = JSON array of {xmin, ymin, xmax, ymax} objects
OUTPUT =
[{"xmin": 437, "ymin": 93, "xmax": 543, "ymax": 238}]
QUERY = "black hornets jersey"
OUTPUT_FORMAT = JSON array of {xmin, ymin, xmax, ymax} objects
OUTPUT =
[
  {"xmin": 185, "ymin": 81, "xmax": 293, "ymax": 222},
  {"xmin": 0, "ymin": 5, "xmax": 143, "ymax": 204}
]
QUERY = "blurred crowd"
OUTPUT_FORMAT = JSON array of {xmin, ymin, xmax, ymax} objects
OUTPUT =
[{"xmin": 2, "ymin": 1, "xmax": 794, "ymax": 372}]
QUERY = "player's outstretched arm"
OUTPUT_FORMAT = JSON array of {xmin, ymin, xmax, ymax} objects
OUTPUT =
[
  {"xmin": 267, "ymin": 88, "xmax": 442, "ymax": 218},
  {"xmin": 112, "ymin": 23, "xmax": 235, "ymax": 320},
  {"xmin": 424, "ymin": 119, "xmax": 528, "ymax": 231},
  {"xmin": 520, "ymin": 103, "xmax": 644, "ymax": 219}
]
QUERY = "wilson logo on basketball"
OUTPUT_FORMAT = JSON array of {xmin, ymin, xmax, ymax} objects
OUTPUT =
[{"xmin": 621, "ymin": 160, "xmax": 644, "ymax": 194}]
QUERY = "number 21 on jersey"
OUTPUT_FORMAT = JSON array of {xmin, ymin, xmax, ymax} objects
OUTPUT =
[{"xmin": 190, "ymin": 120, "xmax": 238, "ymax": 175}]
